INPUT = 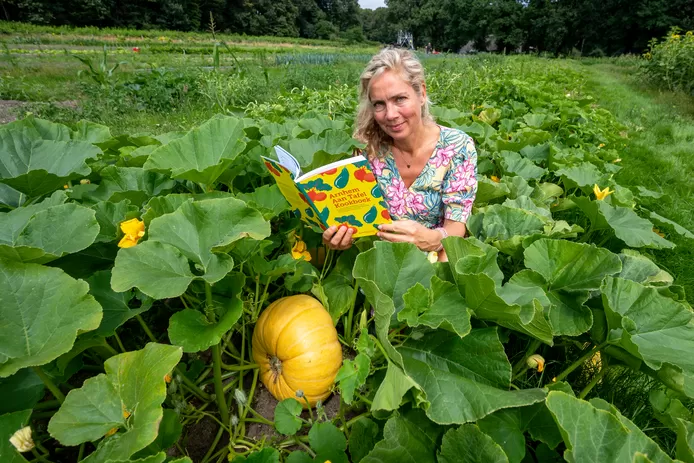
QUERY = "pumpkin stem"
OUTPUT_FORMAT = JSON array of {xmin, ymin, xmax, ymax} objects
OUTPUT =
[{"xmin": 268, "ymin": 355, "xmax": 282, "ymax": 384}]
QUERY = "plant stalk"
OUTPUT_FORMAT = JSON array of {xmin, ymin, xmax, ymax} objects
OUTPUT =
[
  {"xmin": 135, "ymin": 314, "xmax": 157, "ymax": 343},
  {"xmin": 553, "ymin": 342, "xmax": 606, "ymax": 383},
  {"xmin": 32, "ymin": 366, "xmax": 65, "ymax": 403}
]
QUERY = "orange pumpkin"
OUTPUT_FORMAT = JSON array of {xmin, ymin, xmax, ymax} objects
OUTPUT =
[{"xmin": 252, "ymin": 295, "xmax": 342, "ymax": 407}]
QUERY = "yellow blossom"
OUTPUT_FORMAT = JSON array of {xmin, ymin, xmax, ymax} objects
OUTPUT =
[
  {"xmin": 672, "ymin": 34, "xmax": 681, "ymax": 40},
  {"xmin": 80, "ymin": 178, "xmax": 91, "ymax": 184},
  {"xmin": 291, "ymin": 239, "xmax": 311, "ymax": 261},
  {"xmin": 593, "ymin": 184, "xmax": 614, "ymax": 201},
  {"xmin": 598, "ymin": 143, "xmax": 605, "ymax": 148},
  {"xmin": 165, "ymin": 373, "xmax": 173, "ymax": 383},
  {"xmin": 687, "ymin": 31, "xmax": 693, "ymax": 37},
  {"xmin": 118, "ymin": 218, "xmax": 146, "ymax": 248},
  {"xmin": 426, "ymin": 251, "xmax": 438, "ymax": 263},
  {"xmin": 526, "ymin": 354, "xmax": 545, "ymax": 373},
  {"xmin": 106, "ymin": 427, "xmax": 118, "ymax": 437},
  {"xmin": 9, "ymin": 426, "xmax": 34, "ymax": 453},
  {"xmin": 613, "ymin": 158, "xmax": 622, "ymax": 163},
  {"xmin": 490, "ymin": 175, "xmax": 500, "ymax": 183},
  {"xmin": 63, "ymin": 184, "xmax": 69, "ymax": 189},
  {"xmin": 653, "ymin": 228, "xmax": 665, "ymax": 238},
  {"xmin": 123, "ymin": 409, "xmax": 131, "ymax": 419}
]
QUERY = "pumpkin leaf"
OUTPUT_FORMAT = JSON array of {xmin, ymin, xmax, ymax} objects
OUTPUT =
[
  {"xmin": 92, "ymin": 166, "xmax": 176, "ymax": 206},
  {"xmin": 132, "ymin": 409, "xmax": 183, "ymax": 459},
  {"xmin": 353, "ymin": 241, "xmax": 436, "ymax": 366},
  {"xmin": 0, "ymin": 409, "xmax": 32, "ymax": 463},
  {"xmin": 308, "ymin": 422, "xmax": 348, "ymax": 463},
  {"xmin": 676, "ymin": 419, "xmax": 694, "ymax": 463},
  {"xmin": 545, "ymin": 391, "xmax": 673, "ymax": 462},
  {"xmin": 231, "ymin": 448, "xmax": 280, "ymax": 463},
  {"xmin": 500, "ymin": 151, "xmax": 547, "ymax": 180},
  {"xmin": 285, "ymin": 452, "xmax": 313, "ymax": 463},
  {"xmin": 602, "ymin": 276, "xmax": 694, "ymax": 397},
  {"xmin": 286, "ymin": 130, "xmax": 360, "ymax": 171},
  {"xmin": 0, "ymin": 126, "xmax": 101, "ymax": 197},
  {"xmin": 0, "ymin": 369, "xmax": 44, "ymax": 414},
  {"xmin": 398, "ymin": 277, "xmax": 472, "ymax": 338},
  {"xmin": 348, "ymin": 417, "xmax": 380, "ymax": 463},
  {"xmin": 371, "ymin": 362, "xmax": 417, "ymax": 412},
  {"xmin": 144, "ymin": 116, "xmax": 246, "ymax": 185},
  {"xmin": 111, "ymin": 241, "xmax": 195, "ymax": 300},
  {"xmin": 335, "ymin": 353, "xmax": 370, "ymax": 405},
  {"xmin": 235, "ymin": 184, "xmax": 290, "ymax": 221},
  {"xmin": 572, "ymin": 196, "xmax": 674, "ymax": 249},
  {"xmin": 148, "ymin": 197, "xmax": 269, "ymax": 284},
  {"xmin": 48, "ymin": 343, "xmax": 182, "ymax": 463},
  {"xmin": 477, "ymin": 410, "xmax": 525, "ymax": 463},
  {"xmin": 0, "ymin": 260, "xmax": 102, "ymax": 377},
  {"xmin": 0, "ymin": 193, "xmax": 100, "ymax": 264},
  {"xmin": 91, "ymin": 200, "xmax": 140, "ymax": 243},
  {"xmin": 274, "ymin": 398, "xmax": 303, "ymax": 436},
  {"xmin": 647, "ymin": 210, "xmax": 694, "ymax": 240},
  {"xmin": 438, "ymin": 424, "xmax": 509, "ymax": 463},
  {"xmin": 399, "ymin": 329, "xmax": 546, "ymax": 424},
  {"xmin": 168, "ymin": 273, "xmax": 244, "ymax": 352},
  {"xmin": 86, "ymin": 270, "xmax": 150, "ymax": 337},
  {"xmin": 555, "ymin": 162, "xmax": 605, "ymax": 189},
  {"xmin": 361, "ymin": 408, "xmax": 444, "ymax": 463}
]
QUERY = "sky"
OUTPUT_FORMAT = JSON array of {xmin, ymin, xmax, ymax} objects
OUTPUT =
[{"xmin": 359, "ymin": 0, "xmax": 386, "ymax": 9}]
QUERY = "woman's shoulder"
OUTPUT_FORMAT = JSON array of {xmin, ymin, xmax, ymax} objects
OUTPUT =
[{"xmin": 437, "ymin": 125, "xmax": 476, "ymax": 151}]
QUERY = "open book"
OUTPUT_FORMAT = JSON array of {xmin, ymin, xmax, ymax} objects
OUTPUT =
[{"xmin": 262, "ymin": 146, "xmax": 391, "ymax": 237}]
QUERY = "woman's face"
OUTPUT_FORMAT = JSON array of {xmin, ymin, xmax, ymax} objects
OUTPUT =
[{"xmin": 368, "ymin": 69, "xmax": 426, "ymax": 142}]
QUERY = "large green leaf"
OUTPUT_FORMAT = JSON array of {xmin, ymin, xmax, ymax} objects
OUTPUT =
[
  {"xmin": 167, "ymin": 273, "xmax": 244, "ymax": 352},
  {"xmin": 0, "ymin": 125, "xmax": 101, "ymax": 197},
  {"xmin": 371, "ymin": 362, "xmax": 417, "ymax": 412},
  {"xmin": 0, "ymin": 369, "xmax": 44, "ymax": 414},
  {"xmin": 87, "ymin": 270, "xmax": 149, "ymax": 337},
  {"xmin": 361, "ymin": 408, "xmax": 444, "ymax": 463},
  {"xmin": 235, "ymin": 184, "xmax": 290, "ymax": 220},
  {"xmin": 308, "ymin": 421, "xmax": 348, "ymax": 463},
  {"xmin": 481, "ymin": 204, "xmax": 545, "ymax": 240},
  {"xmin": 0, "ymin": 410, "xmax": 31, "ymax": 463},
  {"xmin": 438, "ymin": 424, "xmax": 509, "ymax": 463},
  {"xmin": 399, "ymin": 329, "xmax": 546, "ymax": 424},
  {"xmin": 555, "ymin": 162, "xmax": 605, "ymax": 189},
  {"xmin": 144, "ymin": 116, "xmax": 246, "ymax": 185},
  {"xmin": 647, "ymin": 210, "xmax": 694, "ymax": 240},
  {"xmin": 676, "ymin": 419, "xmax": 694, "ymax": 463},
  {"xmin": 48, "ymin": 343, "xmax": 182, "ymax": 462},
  {"xmin": 0, "ymin": 191, "xmax": 99, "ymax": 264},
  {"xmin": 149, "ymin": 197, "xmax": 269, "ymax": 284},
  {"xmin": 286, "ymin": 130, "xmax": 361, "ymax": 171},
  {"xmin": 546, "ymin": 391, "xmax": 673, "ymax": 462},
  {"xmin": 522, "ymin": 239, "xmax": 622, "ymax": 336},
  {"xmin": 348, "ymin": 418, "xmax": 380, "ymax": 463},
  {"xmin": 91, "ymin": 200, "xmax": 140, "ymax": 243},
  {"xmin": 398, "ymin": 277, "xmax": 472, "ymax": 338},
  {"xmin": 0, "ymin": 260, "xmax": 102, "ymax": 377},
  {"xmin": 353, "ymin": 242, "xmax": 436, "ymax": 366},
  {"xmin": 111, "ymin": 241, "xmax": 195, "ymax": 300},
  {"xmin": 500, "ymin": 151, "xmax": 547, "ymax": 180},
  {"xmin": 573, "ymin": 196, "xmax": 674, "ymax": 249},
  {"xmin": 602, "ymin": 277, "xmax": 694, "ymax": 397},
  {"xmin": 335, "ymin": 353, "xmax": 370, "ymax": 405},
  {"xmin": 92, "ymin": 166, "xmax": 176, "ymax": 206},
  {"xmin": 274, "ymin": 399, "xmax": 303, "ymax": 436}
]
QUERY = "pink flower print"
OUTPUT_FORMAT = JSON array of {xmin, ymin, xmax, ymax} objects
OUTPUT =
[
  {"xmin": 445, "ymin": 162, "xmax": 477, "ymax": 193},
  {"xmin": 430, "ymin": 145, "xmax": 456, "ymax": 168},
  {"xmin": 369, "ymin": 156, "xmax": 386, "ymax": 176},
  {"xmin": 405, "ymin": 191, "xmax": 427, "ymax": 214},
  {"xmin": 385, "ymin": 178, "xmax": 407, "ymax": 216}
]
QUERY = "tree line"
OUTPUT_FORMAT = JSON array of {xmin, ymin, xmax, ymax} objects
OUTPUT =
[{"xmin": 2, "ymin": 0, "xmax": 693, "ymax": 55}]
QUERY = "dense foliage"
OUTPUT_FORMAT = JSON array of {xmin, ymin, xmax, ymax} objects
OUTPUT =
[
  {"xmin": 641, "ymin": 28, "xmax": 694, "ymax": 95},
  {"xmin": 2, "ymin": 0, "xmax": 694, "ymax": 54},
  {"xmin": 1, "ymin": 54, "xmax": 694, "ymax": 462}
]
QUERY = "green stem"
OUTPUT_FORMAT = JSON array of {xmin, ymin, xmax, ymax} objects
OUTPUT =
[
  {"xmin": 512, "ymin": 339, "xmax": 542, "ymax": 375},
  {"xmin": 176, "ymin": 367, "xmax": 212, "ymax": 401},
  {"xmin": 33, "ymin": 400, "xmax": 60, "ymax": 411},
  {"xmin": 77, "ymin": 443, "xmax": 85, "ymax": 461},
  {"xmin": 113, "ymin": 332, "xmax": 127, "ymax": 353},
  {"xmin": 135, "ymin": 314, "xmax": 157, "ymax": 343},
  {"xmin": 206, "ymin": 282, "xmax": 229, "ymax": 427},
  {"xmin": 343, "ymin": 281, "xmax": 359, "ymax": 345},
  {"xmin": 221, "ymin": 362, "xmax": 258, "ymax": 371},
  {"xmin": 578, "ymin": 365, "xmax": 611, "ymax": 399},
  {"xmin": 33, "ymin": 366, "xmax": 65, "ymax": 403},
  {"xmin": 344, "ymin": 411, "xmax": 372, "ymax": 429},
  {"xmin": 554, "ymin": 342, "xmax": 606, "ymax": 383},
  {"xmin": 200, "ymin": 426, "xmax": 225, "ymax": 463}
]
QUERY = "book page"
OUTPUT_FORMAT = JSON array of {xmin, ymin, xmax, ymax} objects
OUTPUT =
[
  {"xmin": 273, "ymin": 145, "xmax": 302, "ymax": 178},
  {"xmin": 295, "ymin": 155, "xmax": 366, "ymax": 183}
]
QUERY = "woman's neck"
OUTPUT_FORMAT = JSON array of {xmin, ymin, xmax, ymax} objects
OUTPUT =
[{"xmin": 392, "ymin": 122, "xmax": 435, "ymax": 155}]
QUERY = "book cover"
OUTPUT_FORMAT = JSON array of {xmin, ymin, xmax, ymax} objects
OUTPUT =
[{"xmin": 262, "ymin": 147, "xmax": 391, "ymax": 237}]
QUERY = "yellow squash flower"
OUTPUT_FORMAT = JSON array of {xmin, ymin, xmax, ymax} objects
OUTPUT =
[
  {"xmin": 526, "ymin": 354, "xmax": 545, "ymax": 373},
  {"xmin": 291, "ymin": 239, "xmax": 311, "ymax": 261},
  {"xmin": 10, "ymin": 426, "xmax": 34, "ymax": 453},
  {"xmin": 118, "ymin": 218, "xmax": 146, "ymax": 248},
  {"xmin": 593, "ymin": 184, "xmax": 614, "ymax": 201},
  {"xmin": 490, "ymin": 175, "xmax": 500, "ymax": 183}
]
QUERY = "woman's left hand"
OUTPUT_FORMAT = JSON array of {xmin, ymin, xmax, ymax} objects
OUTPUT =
[{"xmin": 377, "ymin": 220, "xmax": 441, "ymax": 252}]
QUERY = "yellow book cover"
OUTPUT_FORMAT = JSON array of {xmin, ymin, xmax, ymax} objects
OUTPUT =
[{"xmin": 262, "ymin": 146, "xmax": 391, "ymax": 237}]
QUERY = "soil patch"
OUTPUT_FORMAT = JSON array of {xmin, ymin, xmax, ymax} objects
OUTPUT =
[{"xmin": 0, "ymin": 100, "xmax": 26, "ymax": 124}]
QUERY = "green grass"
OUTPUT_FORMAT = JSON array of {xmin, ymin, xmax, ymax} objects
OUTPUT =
[{"xmin": 579, "ymin": 62, "xmax": 694, "ymax": 303}]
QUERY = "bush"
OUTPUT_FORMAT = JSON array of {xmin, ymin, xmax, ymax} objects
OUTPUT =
[{"xmin": 640, "ymin": 27, "xmax": 694, "ymax": 95}]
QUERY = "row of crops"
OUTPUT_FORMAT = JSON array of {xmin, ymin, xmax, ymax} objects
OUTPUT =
[{"xmin": 1, "ymin": 57, "xmax": 694, "ymax": 463}]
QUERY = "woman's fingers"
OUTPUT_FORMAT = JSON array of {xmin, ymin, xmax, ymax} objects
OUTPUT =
[
  {"xmin": 323, "ymin": 225, "xmax": 354, "ymax": 250},
  {"xmin": 377, "ymin": 230, "xmax": 413, "ymax": 243}
]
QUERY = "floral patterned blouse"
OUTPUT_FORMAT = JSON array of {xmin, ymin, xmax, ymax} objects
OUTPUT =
[{"xmin": 367, "ymin": 126, "xmax": 478, "ymax": 229}]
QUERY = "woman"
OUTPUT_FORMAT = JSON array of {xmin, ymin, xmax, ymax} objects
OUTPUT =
[{"xmin": 322, "ymin": 48, "xmax": 478, "ymax": 262}]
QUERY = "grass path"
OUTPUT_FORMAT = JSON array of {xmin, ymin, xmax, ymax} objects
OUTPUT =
[{"xmin": 579, "ymin": 62, "xmax": 694, "ymax": 303}]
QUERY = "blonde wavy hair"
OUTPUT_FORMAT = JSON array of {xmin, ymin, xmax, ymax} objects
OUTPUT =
[{"xmin": 353, "ymin": 48, "xmax": 435, "ymax": 157}]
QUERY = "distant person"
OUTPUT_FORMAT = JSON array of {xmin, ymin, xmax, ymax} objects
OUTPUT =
[
  {"xmin": 322, "ymin": 48, "xmax": 478, "ymax": 262},
  {"xmin": 425, "ymin": 42, "xmax": 432, "ymax": 54}
]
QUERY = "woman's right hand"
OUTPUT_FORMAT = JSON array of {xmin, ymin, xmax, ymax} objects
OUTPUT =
[{"xmin": 322, "ymin": 225, "xmax": 355, "ymax": 251}]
